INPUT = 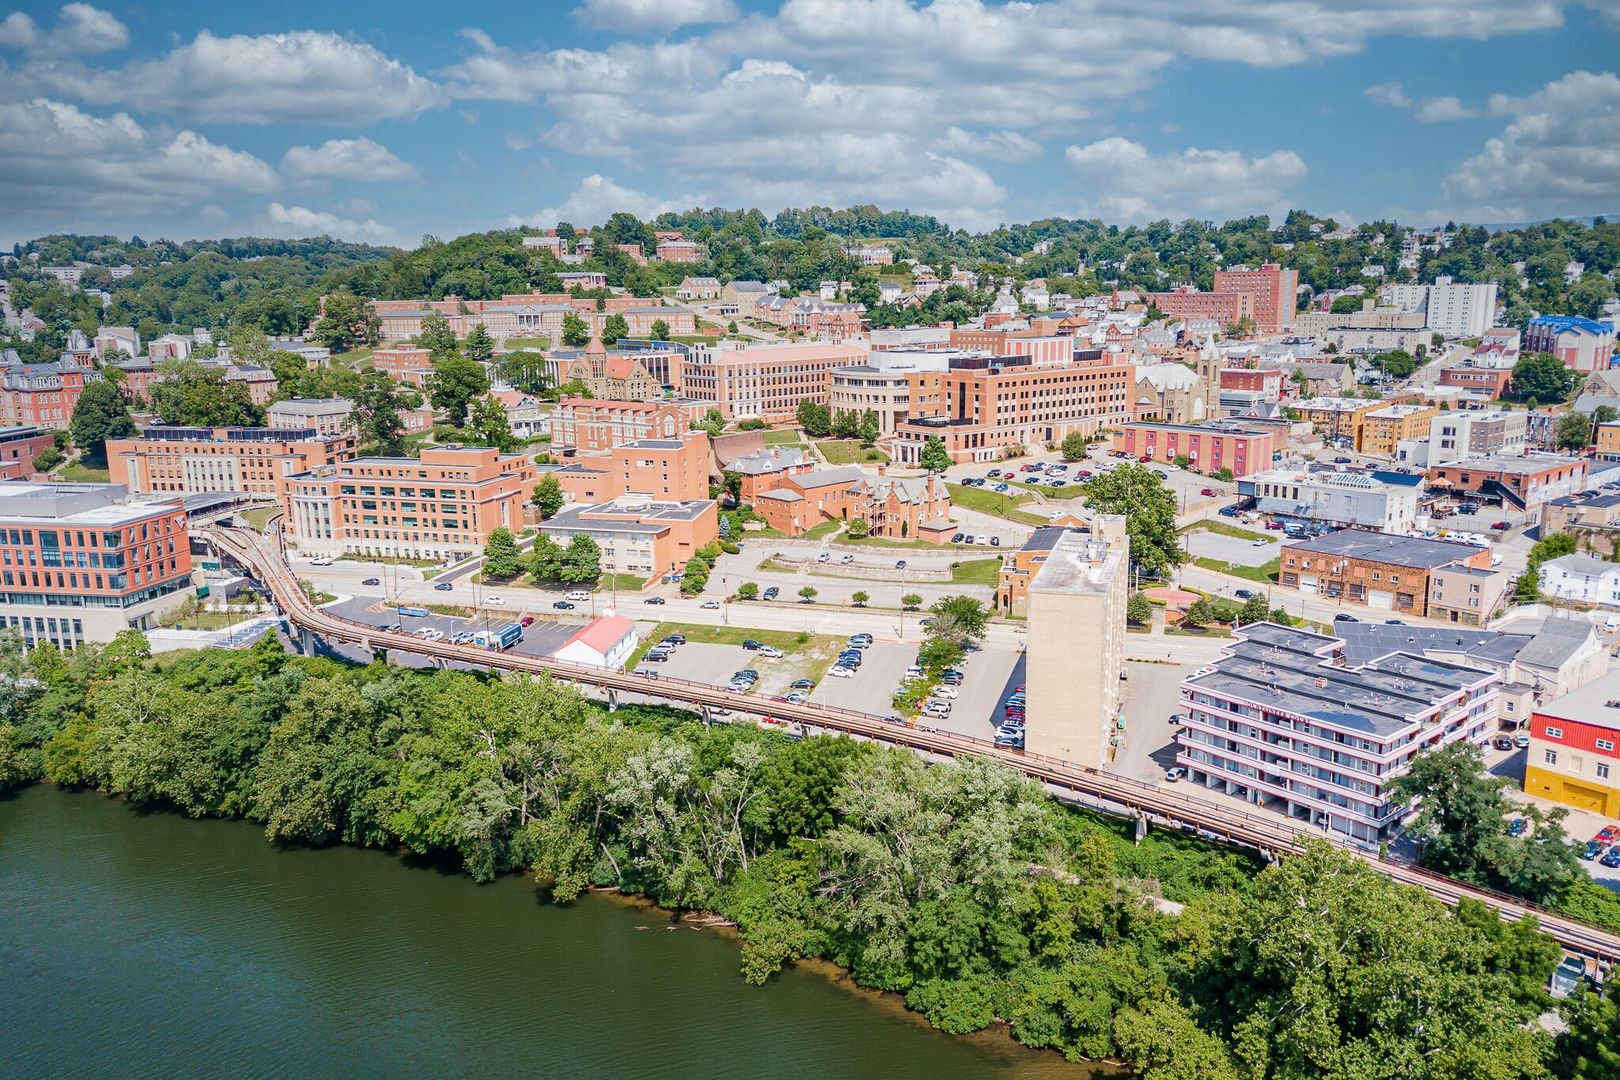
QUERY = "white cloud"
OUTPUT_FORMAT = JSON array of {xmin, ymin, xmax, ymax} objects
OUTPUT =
[
  {"xmin": 1364, "ymin": 81, "xmax": 1412, "ymax": 108},
  {"xmin": 1064, "ymin": 137, "xmax": 1308, "ymax": 222},
  {"xmin": 1365, "ymin": 80, "xmax": 1479, "ymax": 121},
  {"xmin": 510, "ymin": 174, "xmax": 704, "ymax": 228},
  {"xmin": 281, "ymin": 137, "xmax": 417, "ymax": 182},
  {"xmin": 0, "ymin": 3, "xmax": 127, "ymax": 56},
  {"xmin": 1413, "ymin": 95, "xmax": 1479, "ymax": 122},
  {"xmin": 24, "ymin": 29, "xmax": 445, "ymax": 124},
  {"xmin": 573, "ymin": 0, "xmax": 738, "ymax": 32},
  {"xmin": 937, "ymin": 126, "xmax": 1043, "ymax": 161},
  {"xmin": 1443, "ymin": 69, "xmax": 1620, "ymax": 219},
  {"xmin": 264, "ymin": 202, "xmax": 396, "ymax": 243}
]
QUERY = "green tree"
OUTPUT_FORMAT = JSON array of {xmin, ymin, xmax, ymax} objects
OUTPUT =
[
  {"xmin": 561, "ymin": 312, "xmax": 591, "ymax": 347},
  {"xmin": 1234, "ymin": 594, "xmax": 1270, "ymax": 626},
  {"xmin": 650, "ymin": 319, "xmax": 670, "ymax": 341},
  {"xmin": 1060, "ymin": 431, "xmax": 1088, "ymax": 461},
  {"xmin": 1125, "ymin": 592, "xmax": 1153, "ymax": 625},
  {"xmin": 727, "ymin": 320, "xmax": 739, "ymax": 334},
  {"xmin": 928, "ymin": 595, "xmax": 989, "ymax": 645},
  {"xmin": 798, "ymin": 586, "xmax": 818, "ymax": 603},
  {"xmin": 427, "ymin": 354, "xmax": 492, "ymax": 427},
  {"xmin": 466, "ymin": 395, "xmax": 516, "ymax": 452},
  {"xmin": 832, "ymin": 408, "xmax": 860, "ymax": 440},
  {"xmin": 846, "ymin": 517, "xmax": 870, "ymax": 539},
  {"xmin": 560, "ymin": 535, "xmax": 602, "ymax": 584},
  {"xmin": 482, "ymin": 528, "xmax": 523, "ymax": 580},
  {"xmin": 68, "ymin": 378, "xmax": 136, "ymax": 459},
  {"xmin": 352, "ymin": 371, "xmax": 418, "ymax": 456},
  {"xmin": 463, "ymin": 323, "xmax": 494, "ymax": 363},
  {"xmin": 1557, "ymin": 987, "xmax": 1620, "ymax": 1078},
  {"xmin": 796, "ymin": 399, "xmax": 831, "ymax": 437},
  {"xmin": 1509, "ymin": 351, "xmax": 1578, "ymax": 404},
  {"xmin": 314, "ymin": 291, "xmax": 377, "ymax": 351},
  {"xmin": 414, "ymin": 311, "xmax": 460, "ymax": 360},
  {"xmin": 1080, "ymin": 464, "xmax": 1183, "ymax": 576},
  {"xmin": 1556, "ymin": 411, "xmax": 1595, "ymax": 451},
  {"xmin": 1530, "ymin": 532, "xmax": 1578, "ymax": 566},
  {"xmin": 694, "ymin": 409, "xmax": 725, "ymax": 438},
  {"xmin": 851, "ymin": 590, "xmax": 869, "ymax": 607},
  {"xmin": 900, "ymin": 592, "xmax": 923, "ymax": 610},
  {"xmin": 1180, "ymin": 597, "xmax": 1218, "ymax": 627},
  {"xmin": 531, "ymin": 474, "xmax": 565, "ymax": 519},
  {"xmin": 601, "ymin": 313, "xmax": 629, "ymax": 345},
  {"xmin": 918, "ymin": 436, "xmax": 953, "ymax": 474},
  {"xmin": 736, "ymin": 581, "xmax": 760, "ymax": 600},
  {"xmin": 148, "ymin": 360, "xmax": 264, "ymax": 427},
  {"xmin": 858, "ymin": 409, "xmax": 880, "ymax": 446},
  {"xmin": 500, "ymin": 351, "xmax": 550, "ymax": 395}
]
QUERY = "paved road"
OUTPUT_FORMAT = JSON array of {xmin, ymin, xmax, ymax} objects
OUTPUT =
[{"xmin": 1112, "ymin": 660, "xmax": 1199, "ymax": 782}]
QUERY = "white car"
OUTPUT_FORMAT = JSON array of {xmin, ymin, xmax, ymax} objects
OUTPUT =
[
  {"xmin": 840, "ymin": 554, "xmax": 855, "ymax": 564},
  {"xmin": 904, "ymin": 665, "xmax": 924, "ymax": 679},
  {"xmin": 700, "ymin": 600, "xmax": 720, "ymax": 609},
  {"xmin": 827, "ymin": 665, "xmax": 855, "ymax": 679},
  {"xmin": 309, "ymin": 555, "xmax": 333, "ymax": 566},
  {"xmin": 1164, "ymin": 767, "xmax": 1185, "ymax": 782},
  {"xmin": 932, "ymin": 686, "xmax": 959, "ymax": 699},
  {"xmin": 418, "ymin": 628, "xmax": 444, "ymax": 641},
  {"xmin": 484, "ymin": 595, "xmax": 505, "ymax": 605},
  {"xmin": 757, "ymin": 645, "xmax": 784, "ymax": 658},
  {"xmin": 1251, "ymin": 538, "xmax": 1269, "ymax": 547}
]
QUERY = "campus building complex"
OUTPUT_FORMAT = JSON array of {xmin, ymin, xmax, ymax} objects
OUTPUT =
[{"xmin": 107, "ymin": 426, "xmax": 358, "ymax": 498}]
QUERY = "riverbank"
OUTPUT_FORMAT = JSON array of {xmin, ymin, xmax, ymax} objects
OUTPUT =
[{"xmin": 0, "ymin": 631, "xmax": 1593, "ymax": 1078}]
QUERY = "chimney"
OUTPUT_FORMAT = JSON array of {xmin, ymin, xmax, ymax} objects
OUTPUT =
[{"xmin": 876, "ymin": 463, "xmax": 887, "ymax": 476}]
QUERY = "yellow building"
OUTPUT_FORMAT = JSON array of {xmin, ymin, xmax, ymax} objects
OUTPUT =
[
  {"xmin": 1361, "ymin": 403, "xmax": 1440, "ymax": 458},
  {"xmin": 1297, "ymin": 396, "xmax": 1377, "ymax": 449},
  {"xmin": 1523, "ymin": 672, "xmax": 1620, "ymax": 817},
  {"xmin": 1023, "ymin": 517, "xmax": 1129, "ymax": 767},
  {"xmin": 1597, "ymin": 420, "xmax": 1620, "ymax": 462}
]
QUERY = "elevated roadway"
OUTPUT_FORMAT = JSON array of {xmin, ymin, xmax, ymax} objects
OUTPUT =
[{"xmin": 205, "ymin": 521, "xmax": 1620, "ymax": 964}]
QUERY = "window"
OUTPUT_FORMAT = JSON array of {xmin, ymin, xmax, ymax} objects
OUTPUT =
[
  {"xmin": 1600, "ymin": 763, "xmax": 1611, "ymax": 781},
  {"xmin": 1599, "ymin": 739, "xmax": 1615, "ymax": 752},
  {"xmin": 1545, "ymin": 749, "xmax": 1558, "ymax": 765},
  {"xmin": 1545, "ymin": 726, "xmax": 1563, "ymax": 739}
]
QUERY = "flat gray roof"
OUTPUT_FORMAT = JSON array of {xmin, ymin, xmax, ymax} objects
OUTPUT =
[{"xmin": 1284, "ymin": 528, "xmax": 1485, "ymax": 569}]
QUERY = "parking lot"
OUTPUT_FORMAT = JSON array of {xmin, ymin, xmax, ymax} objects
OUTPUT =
[
  {"xmin": 1186, "ymin": 530, "xmax": 1280, "ymax": 566},
  {"xmin": 324, "ymin": 597, "xmax": 580, "ymax": 667},
  {"xmin": 639, "ymin": 640, "xmax": 811, "ymax": 700},
  {"xmin": 920, "ymin": 647, "xmax": 1024, "ymax": 742},
  {"xmin": 1110, "ymin": 660, "xmax": 1201, "ymax": 783}
]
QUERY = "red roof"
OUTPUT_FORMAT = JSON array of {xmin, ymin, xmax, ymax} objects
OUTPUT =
[{"xmin": 563, "ymin": 614, "xmax": 635, "ymax": 654}]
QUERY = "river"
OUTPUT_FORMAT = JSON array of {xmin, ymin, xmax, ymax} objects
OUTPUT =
[{"xmin": 1, "ymin": 786, "xmax": 1111, "ymax": 1079}]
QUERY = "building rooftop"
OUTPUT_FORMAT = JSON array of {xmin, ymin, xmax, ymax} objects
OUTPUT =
[
  {"xmin": 1537, "ymin": 669, "xmax": 1620, "ymax": 731},
  {"xmin": 1438, "ymin": 453, "xmax": 1585, "ymax": 476},
  {"xmin": 1283, "ymin": 528, "xmax": 1485, "ymax": 568},
  {"xmin": 1020, "ymin": 525, "xmax": 1078, "ymax": 553},
  {"xmin": 562, "ymin": 613, "xmax": 636, "ymax": 655},
  {"xmin": 543, "ymin": 499, "xmax": 713, "ymax": 532},
  {"xmin": 0, "ymin": 481, "xmax": 181, "ymax": 525},
  {"xmin": 1029, "ymin": 528, "xmax": 1123, "ymax": 596},
  {"xmin": 267, "ymin": 398, "xmax": 352, "ymax": 416},
  {"xmin": 1188, "ymin": 622, "xmax": 1496, "ymax": 738},
  {"xmin": 1544, "ymin": 553, "xmax": 1616, "ymax": 577}
]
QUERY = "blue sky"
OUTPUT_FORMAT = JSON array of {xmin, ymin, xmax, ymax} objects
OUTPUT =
[{"xmin": 3, "ymin": 0, "xmax": 1619, "ymax": 247}]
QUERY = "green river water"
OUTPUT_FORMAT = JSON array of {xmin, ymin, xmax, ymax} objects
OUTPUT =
[{"xmin": 1, "ymin": 785, "xmax": 1111, "ymax": 1079}]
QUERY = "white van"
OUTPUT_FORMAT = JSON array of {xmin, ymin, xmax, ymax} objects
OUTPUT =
[
  {"xmin": 564, "ymin": 590, "xmax": 591, "ymax": 602},
  {"xmin": 1606, "ymin": 615, "xmax": 1619, "ymax": 632}
]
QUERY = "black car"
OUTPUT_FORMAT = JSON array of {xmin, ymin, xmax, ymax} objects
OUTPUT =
[
  {"xmin": 644, "ymin": 596, "xmax": 666, "ymax": 605},
  {"xmin": 643, "ymin": 650, "xmax": 670, "ymax": 662},
  {"xmin": 553, "ymin": 600, "xmax": 575, "ymax": 610},
  {"xmin": 434, "ymin": 582, "xmax": 453, "ymax": 591},
  {"xmin": 1334, "ymin": 455, "xmax": 1352, "ymax": 464},
  {"xmin": 763, "ymin": 587, "xmax": 780, "ymax": 600},
  {"xmin": 789, "ymin": 678, "xmax": 815, "ymax": 690},
  {"xmin": 1333, "ymin": 613, "xmax": 1358, "ymax": 623},
  {"xmin": 742, "ymin": 639, "xmax": 763, "ymax": 650},
  {"xmin": 661, "ymin": 634, "xmax": 686, "ymax": 645},
  {"xmin": 362, "ymin": 577, "xmax": 381, "ymax": 586}
]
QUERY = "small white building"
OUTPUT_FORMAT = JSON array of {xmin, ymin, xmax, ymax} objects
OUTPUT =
[
  {"xmin": 1540, "ymin": 554, "xmax": 1620, "ymax": 609},
  {"xmin": 553, "ymin": 613, "xmax": 638, "ymax": 669}
]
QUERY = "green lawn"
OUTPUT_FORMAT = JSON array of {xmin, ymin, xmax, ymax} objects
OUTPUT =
[
  {"xmin": 163, "ymin": 610, "xmax": 260, "ymax": 631},
  {"xmin": 802, "ymin": 519, "xmax": 842, "ymax": 540},
  {"xmin": 1011, "ymin": 480, "xmax": 1087, "ymax": 500},
  {"xmin": 1193, "ymin": 556, "xmax": 1281, "ymax": 584},
  {"xmin": 339, "ymin": 553, "xmax": 440, "ymax": 569},
  {"xmin": 950, "ymin": 558, "xmax": 1002, "ymax": 586},
  {"xmin": 1166, "ymin": 622, "xmax": 1234, "ymax": 639},
  {"xmin": 833, "ymin": 533, "xmax": 946, "ymax": 550},
  {"xmin": 763, "ymin": 429, "xmax": 807, "ymax": 446},
  {"xmin": 626, "ymin": 621, "xmax": 841, "ymax": 672},
  {"xmin": 503, "ymin": 336, "xmax": 551, "ymax": 350},
  {"xmin": 597, "ymin": 572, "xmax": 647, "ymax": 593},
  {"xmin": 816, "ymin": 439, "xmax": 890, "ymax": 465},
  {"xmin": 60, "ymin": 461, "xmax": 110, "ymax": 483},
  {"xmin": 946, "ymin": 483, "xmax": 1048, "ymax": 526},
  {"xmin": 241, "ymin": 506, "xmax": 280, "ymax": 531},
  {"xmin": 1182, "ymin": 519, "xmax": 1267, "ymax": 541}
]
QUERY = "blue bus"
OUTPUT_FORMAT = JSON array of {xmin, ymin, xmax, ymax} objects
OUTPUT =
[{"xmin": 396, "ymin": 606, "xmax": 431, "ymax": 618}]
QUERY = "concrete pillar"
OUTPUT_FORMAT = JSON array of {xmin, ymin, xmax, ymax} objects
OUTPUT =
[
  {"xmin": 606, "ymin": 688, "xmax": 619, "ymax": 712},
  {"xmin": 1133, "ymin": 811, "xmax": 1148, "ymax": 846},
  {"xmin": 298, "ymin": 626, "xmax": 317, "ymax": 655}
]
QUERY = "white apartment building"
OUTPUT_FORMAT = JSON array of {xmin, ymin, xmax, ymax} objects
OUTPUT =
[
  {"xmin": 1238, "ymin": 468, "xmax": 1419, "ymax": 534},
  {"xmin": 1381, "ymin": 276, "xmax": 1498, "ymax": 338},
  {"xmin": 1176, "ymin": 622, "xmax": 1501, "ymax": 844},
  {"xmin": 1540, "ymin": 554, "xmax": 1620, "ymax": 609},
  {"xmin": 1397, "ymin": 410, "xmax": 1528, "ymax": 468}
]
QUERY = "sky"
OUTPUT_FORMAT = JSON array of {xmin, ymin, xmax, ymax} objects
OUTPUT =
[{"xmin": 3, "ymin": 0, "xmax": 1620, "ymax": 248}]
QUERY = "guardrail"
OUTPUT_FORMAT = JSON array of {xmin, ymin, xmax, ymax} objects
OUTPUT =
[{"xmin": 204, "ymin": 519, "xmax": 1620, "ymax": 963}]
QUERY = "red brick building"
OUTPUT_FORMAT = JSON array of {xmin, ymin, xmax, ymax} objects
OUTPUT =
[
  {"xmin": 550, "ymin": 399, "xmax": 690, "ymax": 454},
  {"xmin": 1110, "ymin": 421, "xmax": 1277, "ymax": 477}
]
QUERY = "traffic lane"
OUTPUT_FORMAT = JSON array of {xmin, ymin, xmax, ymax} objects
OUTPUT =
[{"xmin": 808, "ymin": 641, "xmax": 916, "ymax": 716}]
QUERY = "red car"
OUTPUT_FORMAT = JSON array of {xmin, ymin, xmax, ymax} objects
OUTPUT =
[
  {"xmin": 1596, "ymin": 825, "xmax": 1620, "ymax": 844},
  {"xmin": 1266, "ymin": 521, "xmax": 1285, "ymax": 530},
  {"xmin": 519, "ymin": 615, "xmax": 535, "ymax": 627},
  {"xmin": 1137, "ymin": 455, "xmax": 1151, "ymax": 463},
  {"xmin": 1200, "ymin": 487, "xmax": 1216, "ymax": 496},
  {"xmin": 1491, "ymin": 521, "xmax": 1512, "ymax": 531}
]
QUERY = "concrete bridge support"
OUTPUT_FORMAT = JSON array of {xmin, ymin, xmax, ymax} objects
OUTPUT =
[{"xmin": 1134, "ymin": 812, "xmax": 1148, "ymax": 846}]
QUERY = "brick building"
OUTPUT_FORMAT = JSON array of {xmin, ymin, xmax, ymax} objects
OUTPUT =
[
  {"xmin": 0, "ymin": 482, "xmax": 193, "ymax": 646},
  {"xmin": 1278, "ymin": 529, "xmax": 1491, "ymax": 616},
  {"xmin": 1110, "ymin": 420, "xmax": 1276, "ymax": 477},
  {"xmin": 539, "ymin": 498, "xmax": 718, "ymax": 580},
  {"xmin": 0, "ymin": 359, "xmax": 102, "ymax": 427},
  {"xmin": 0, "ymin": 426, "xmax": 58, "ymax": 479},
  {"xmin": 1426, "ymin": 454, "xmax": 1589, "ymax": 514},
  {"xmin": 1524, "ymin": 314, "xmax": 1616, "ymax": 375},
  {"xmin": 107, "ymin": 426, "xmax": 357, "ymax": 497},
  {"xmin": 549, "ymin": 433, "xmax": 711, "ymax": 505},
  {"xmin": 280, "ymin": 446, "xmax": 536, "ymax": 560},
  {"xmin": 549, "ymin": 399, "xmax": 690, "ymax": 454},
  {"xmin": 676, "ymin": 342, "xmax": 867, "ymax": 422},
  {"xmin": 1360, "ymin": 403, "xmax": 1440, "ymax": 458}
]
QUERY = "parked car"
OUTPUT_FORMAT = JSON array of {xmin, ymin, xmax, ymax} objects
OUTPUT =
[
  {"xmin": 951, "ymin": 533, "xmax": 965, "ymax": 543},
  {"xmin": 817, "ymin": 552, "xmax": 830, "ymax": 562},
  {"xmin": 1252, "ymin": 538, "xmax": 1270, "ymax": 546},
  {"xmin": 662, "ymin": 634, "xmax": 686, "ymax": 645},
  {"xmin": 1234, "ymin": 589, "xmax": 1253, "ymax": 599},
  {"xmin": 840, "ymin": 553, "xmax": 855, "ymax": 564},
  {"xmin": 848, "ymin": 634, "xmax": 873, "ymax": 647},
  {"xmin": 784, "ymin": 692, "xmax": 808, "ymax": 705},
  {"xmin": 1334, "ymin": 613, "xmax": 1358, "ymax": 623},
  {"xmin": 742, "ymin": 639, "xmax": 763, "ymax": 650},
  {"xmin": 1138, "ymin": 455, "xmax": 1150, "ymax": 463},
  {"xmin": 1583, "ymin": 840, "xmax": 1606, "ymax": 861},
  {"xmin": 1219, "ymin": 506, "xmax": 1239, "ymax": 517},
  {"xmin": 519, "ymin": 615, "xmax": 535, "ymax": 627},
  {"xmin": 827, "ymin": 665, "xmax": 855, "ymax": 678},
  {"xmin": 990, "ymin": 536, "xmax": 1001, "ymax": 547},
  {"xmin": 1334, "ymin": 456, "xmax": 1352, "ymax": 464},
  {"xmin": 644, "ymin": 596, "xmax": 666, "ymax": 605},
  {"xmin": 1602, "ymin": 847, "xmax": 1620, "ymax": 869},
  {"xmin": 1493, "ymin": 735, "xmax": 1515, "ymax": 751},
  {"xmin": 1508, "ymin": 817, "xmax": 1529, "ymax": 837},
  {"xmin": 757, "ymin": 645, "xmax": 784, "ymax": 659},
  {"xmin": 1201, "ymin": 488, "xmax": 1216, "ymax": 496},
  {"xmin": 643, "ymin": 650, "xmax": 670, "ymax": 663},
  {"xmin": 1164, "ymin": 767, "xmax": 1185, "ymax": 782},
  {"xmin": 993, "ymin": 731, "xmax": 1024, "ymax": 748},
  {"xmin": 1266, "ymin": 521, "xmax": 1285, "ymax": 530},
  {"xmin": 433, "ymin": 582, "xmax": 453, "ymax": 591},
  {"xmin": 1596, "ymin": 825, "xmax": 1620, "ymax": 844},
  {"xmin": 932, "ymin": 686, "xmax": 959, "ymax": 699},
  {"xmin": 485, "ymin": 596, "xmax": 505, "ymax": 606},
  {"xmin": 1516, "ymin": 733, "xmax": 1531, "ymax": 749},
  {"xmin": 734, "ymin": 669, "xmax": 760, "ymax": 683},
  {"xmin": 903, "ymin": 665, "xmax": 924, "ymax": 680},
  {"xmin": 1491, "ymin": 521, "xmax": 1512, "ymax": 531},
  {"xmin": 553, "ymin": 600, "xmax": 575, "ymax": 610},
  {"xmin": 362, "ymin": 577, "xmax": 381, "ymax": 586},
  {"xmin": 700, "ymin": 600, "xmax": 720, "ymax": 609},
  {"xmin": 790, "ymin": 678, "xmax": 815, "ymax": 690},
  {"xmin": 763, "ymin": 587, "xmax": 780, "ymax": 600}
]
